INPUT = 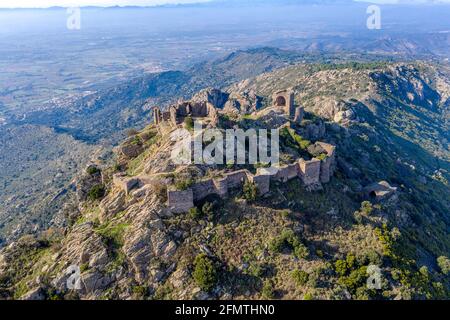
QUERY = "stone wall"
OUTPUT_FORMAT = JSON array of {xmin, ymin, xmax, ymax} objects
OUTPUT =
[
  {"xmin": 298, "ymin": 158, "xmax": 321, "ymax": 186},
  {"xmin": 250, "ymin": 173, "xmax": 271, "ymax": 195},
  {"xmin": 167, "ymin": 189, "xmax": 194, "ymax": 213},
  {"xmin": 191, "ymin": 179, "xmax": 217, "ymax": 202},
  {"xmin": 274, "ymin": 163, "xmax": 299, "ymax": 182},
  {"xmin": 316, "ymin": 142, "xmax": 336, "ymax": 183},
  {"xmin": 112, "ymin": 174, "xmax": 140, "ymax": 196},
  {"xmin": 294, "ymin": 106, "xmax": 304, "ymax": 123},
  {"xmin": 163, "ymin": 145, "xmax": 335, "ymax": 212},
  {"xmin": 155, "ymin": 100, "xmax": 217, "ymax": 128},
  {"xmin": 225, "ymin": 170, "xmax": 250, "ymax": 189},
  {"xmin": 213, "ymin": 177, "xmax": 229, "ymax": 198},
  {"xmin": 114, "ymin": 143, "xmax": 335, "ymax": 213},
  {"xmin": 319, "ymin": 157, "xmax": 332, "ymax": 183}
]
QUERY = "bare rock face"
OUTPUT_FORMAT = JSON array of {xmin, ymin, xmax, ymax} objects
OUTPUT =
[
  {"xmin": 99, "ymin": 190, "xmax": 126, "ymax": 221},
  {"xmin": 191, "ymin": 88, "xmax": 229, "ymax": 109},
  {"xmin": 122, "ymin": 194, "xmax": 177, "ymax": 285},
  {"xmin": 50, "ymin": 222, "xmax": 110, "ymax": 294},
  {"xmin": 81, "ymin": 271, "xmax": 114, "ymax": 296},
  {"xmin": 20, "ymin": 287, "xmax": 45, "ymax": 300},
  {"xmin": 223, "ymin": 99, "xmax": 242, "ymax": 114},
  {"xmin": 300, "ymin": 120, "xmax": 326, "ymax": 140},
  {"xmin": 334, "ymin": 109, "xmax": 355, "ymax": 123}
]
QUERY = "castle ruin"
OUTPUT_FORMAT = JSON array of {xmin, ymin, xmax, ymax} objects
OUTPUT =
[{"xmin": 114, "ymin": 89, "xmax": 336, "ymax": 213}]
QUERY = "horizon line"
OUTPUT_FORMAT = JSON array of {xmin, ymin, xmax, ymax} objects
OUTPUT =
[{"xmin": 0, "ymin": 0, "xmax": 449, "ymax": 9}]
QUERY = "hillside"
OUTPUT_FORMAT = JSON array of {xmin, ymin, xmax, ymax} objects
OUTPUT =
[
  {"xmin": 0, "ymin": 47, "xmax": 395, "ymax": 244},
  {"xmin": 0, "ymin": 61, "xmax": 449, "ymax": 300},
  {"xmin": 0, "ymin": 48, "xmax": 309, "ymax": 244}
]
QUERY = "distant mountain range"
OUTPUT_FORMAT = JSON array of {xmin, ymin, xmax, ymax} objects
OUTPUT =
[{"xmin": 2, "ymin": 0, "xmax": 449, "ymax": 10}]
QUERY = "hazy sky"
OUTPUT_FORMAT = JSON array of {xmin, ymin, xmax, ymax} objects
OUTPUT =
[
  {"xmin": 0, "ymin": 0, "xmax": 212, "ymax": 8},
  {"xmin": 0, "ymin": 0, "xmax": 448, "ymax": 8}
]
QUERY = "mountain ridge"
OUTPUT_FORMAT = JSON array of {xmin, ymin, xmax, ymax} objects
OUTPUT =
[{"xmin": 0, "ymin": 59, "xmax": 448, "ymax": 300}]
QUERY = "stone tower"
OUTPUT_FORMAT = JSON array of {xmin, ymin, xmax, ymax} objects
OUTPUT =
[{"xmin": 273, "ymin": 89, "xmax": 295, "ymax": 118}]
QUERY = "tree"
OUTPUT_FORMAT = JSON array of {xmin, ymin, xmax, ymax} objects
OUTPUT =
[
  {"xmin": 88, "ymin": 184, "xmax": 105, "ymax": 201},
  {"xmin": 86, "ymin": 166, "xmax": 100, "ymax": 175},
  {"xmin": 437, "ymin": 256, "xmax": 450, "ymax": 275},
  {"xmin": 193, "ymin": 254, "xmax": 217, "ymax": 292}
]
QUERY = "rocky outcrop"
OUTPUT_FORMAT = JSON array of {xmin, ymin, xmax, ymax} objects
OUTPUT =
[
  {"xmin": 117, "ymin": 136, "xmax": 144, "ymax": 159},
  {"xmin": 75, "ymin": 165, "xmax": 103, "ymax": 202},
  {"xmin": 21, "ymin": 287, "xmax": 45, "ymax": 300},
  {"xmin": 99, "ymin": 190, "xmax": 126, "ymax": 220},
  {"xmin": 191, "ymin": 88, "xmax": 230, "ymax": 109}
]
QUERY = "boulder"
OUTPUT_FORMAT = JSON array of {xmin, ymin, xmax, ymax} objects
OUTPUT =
[{"xmin": 20, "ymin": 287, "xmax": 45, "ymax": 300}]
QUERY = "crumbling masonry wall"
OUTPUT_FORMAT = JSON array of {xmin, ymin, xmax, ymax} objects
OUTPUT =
[
  {"xmin": 164, "ymin": 150, "xmax": 335, "ymax": 212},
  {"xmin": 167, "ymin": 189, "xmax": 194, "ymax": 214},
  {"xmin": 298, "ymin": 158, "xmax": 321, "ymax": 186},
  {"xmin": 113, "ymin": 147, "xmax": 336, "ymax": 213}
]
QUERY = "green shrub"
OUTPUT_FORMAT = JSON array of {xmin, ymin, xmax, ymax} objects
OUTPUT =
[
  {"xmin": 95, "ymin": 223, "xmax": 129, "ymax": 272},
  {"xmin": 294, "ymin": 244, "xmax": 310, "ymax": 260},
  {"xmin": 375, "ymin": 224, "xmax": 399, "ymax": 258},
  {"xmin": 281, "ymin": 127, "xmax": 311, "ymax": 151},
  {"xmin": 88, "ymin": 184, "xmax": 105, "ymax": 201},
  {"xmin": 360, "ymin": 201, "xmax": 374, "ymax": 215},
  {"xmin": 269, "ymin": 229, "xmax": 309, "ymax": 259},
  {"xmin": 303, "ymin": 292, "xmax": 314, "ymax": 300},
  {"xmin": 86, "ymin": 166, "xmax": 100, "ymax": 175},
  {"xmin": 189, "ymin": 207, "xmax": 202, "ymax": 219},
  {"xmin": 334, "ymin": 259, "xmax": 348, "ymax": 276},
  {"xmin": 354, "ymin": 201, "xmax": 374, "ymax": 223},
  {"xmin": 132, "ymin": 286, "xmax": 148, "ymax": 298},
  {"xmin": 175, "ymin": 178, "xmax": 194, "ymax": 191},
  {"xmin": 243, "ymin": 181, "xmax": 258, "ymax": 202},
  {"xmin": 281, "ymin": 210, "xmax": 290, "ymax": 218},
  {"xmin": 184, "ymin": 116, "xmax": 194, "ymax": 130},
  {"xmin": 355, "ymin": 287, "xmax": 370, "ymax": 300},
  {"xmin": 248, "ymin": 263, "xmax": 267, "ymax": 278},
  {"xmin": 292, "ymin": 269, "xmax": 309, "ymax": 286},
  {"xmin": 113, "ymin": 163, "xmax": 122, "ymax": 172},
  {"xmin": 261, "ymin": 280, "xmax": 275, "ymax": 299},
  {"xmin": 335, "ymin": 253, "xmax": 358, "ymax": 277},
  {"xmin": 131, "ymin": 135, "xmax": 142, "ymax": 146},
  {"xmin": 338, "ymin": 266, "xmax": 368, "ymax": 293},
  {"xmin": 80, "ymin": 263, "xmax": 89, "ymax": 273},
  {"xmin": 437, "ymin": 256, "xmax": 450, "ymax": 275},
  {"xmin": 316, "ymin": 153, "xmax": 327, "ymax": 161},
  {"xmin": 193, "ymin": 254, "xmax": 217, "ymax": 292},
  {"xmin": 202, "ymin": 202, "xmax": 214, "ymax": 220}
]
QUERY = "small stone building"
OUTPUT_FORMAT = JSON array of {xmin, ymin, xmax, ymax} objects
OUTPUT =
[
  {"xmin": 272, "ymin": 89, "xmax": 304, "ymax": 123},
  {"xmin": 364, "ymin": 181, "xmax": 397, "ymax": 200}
]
